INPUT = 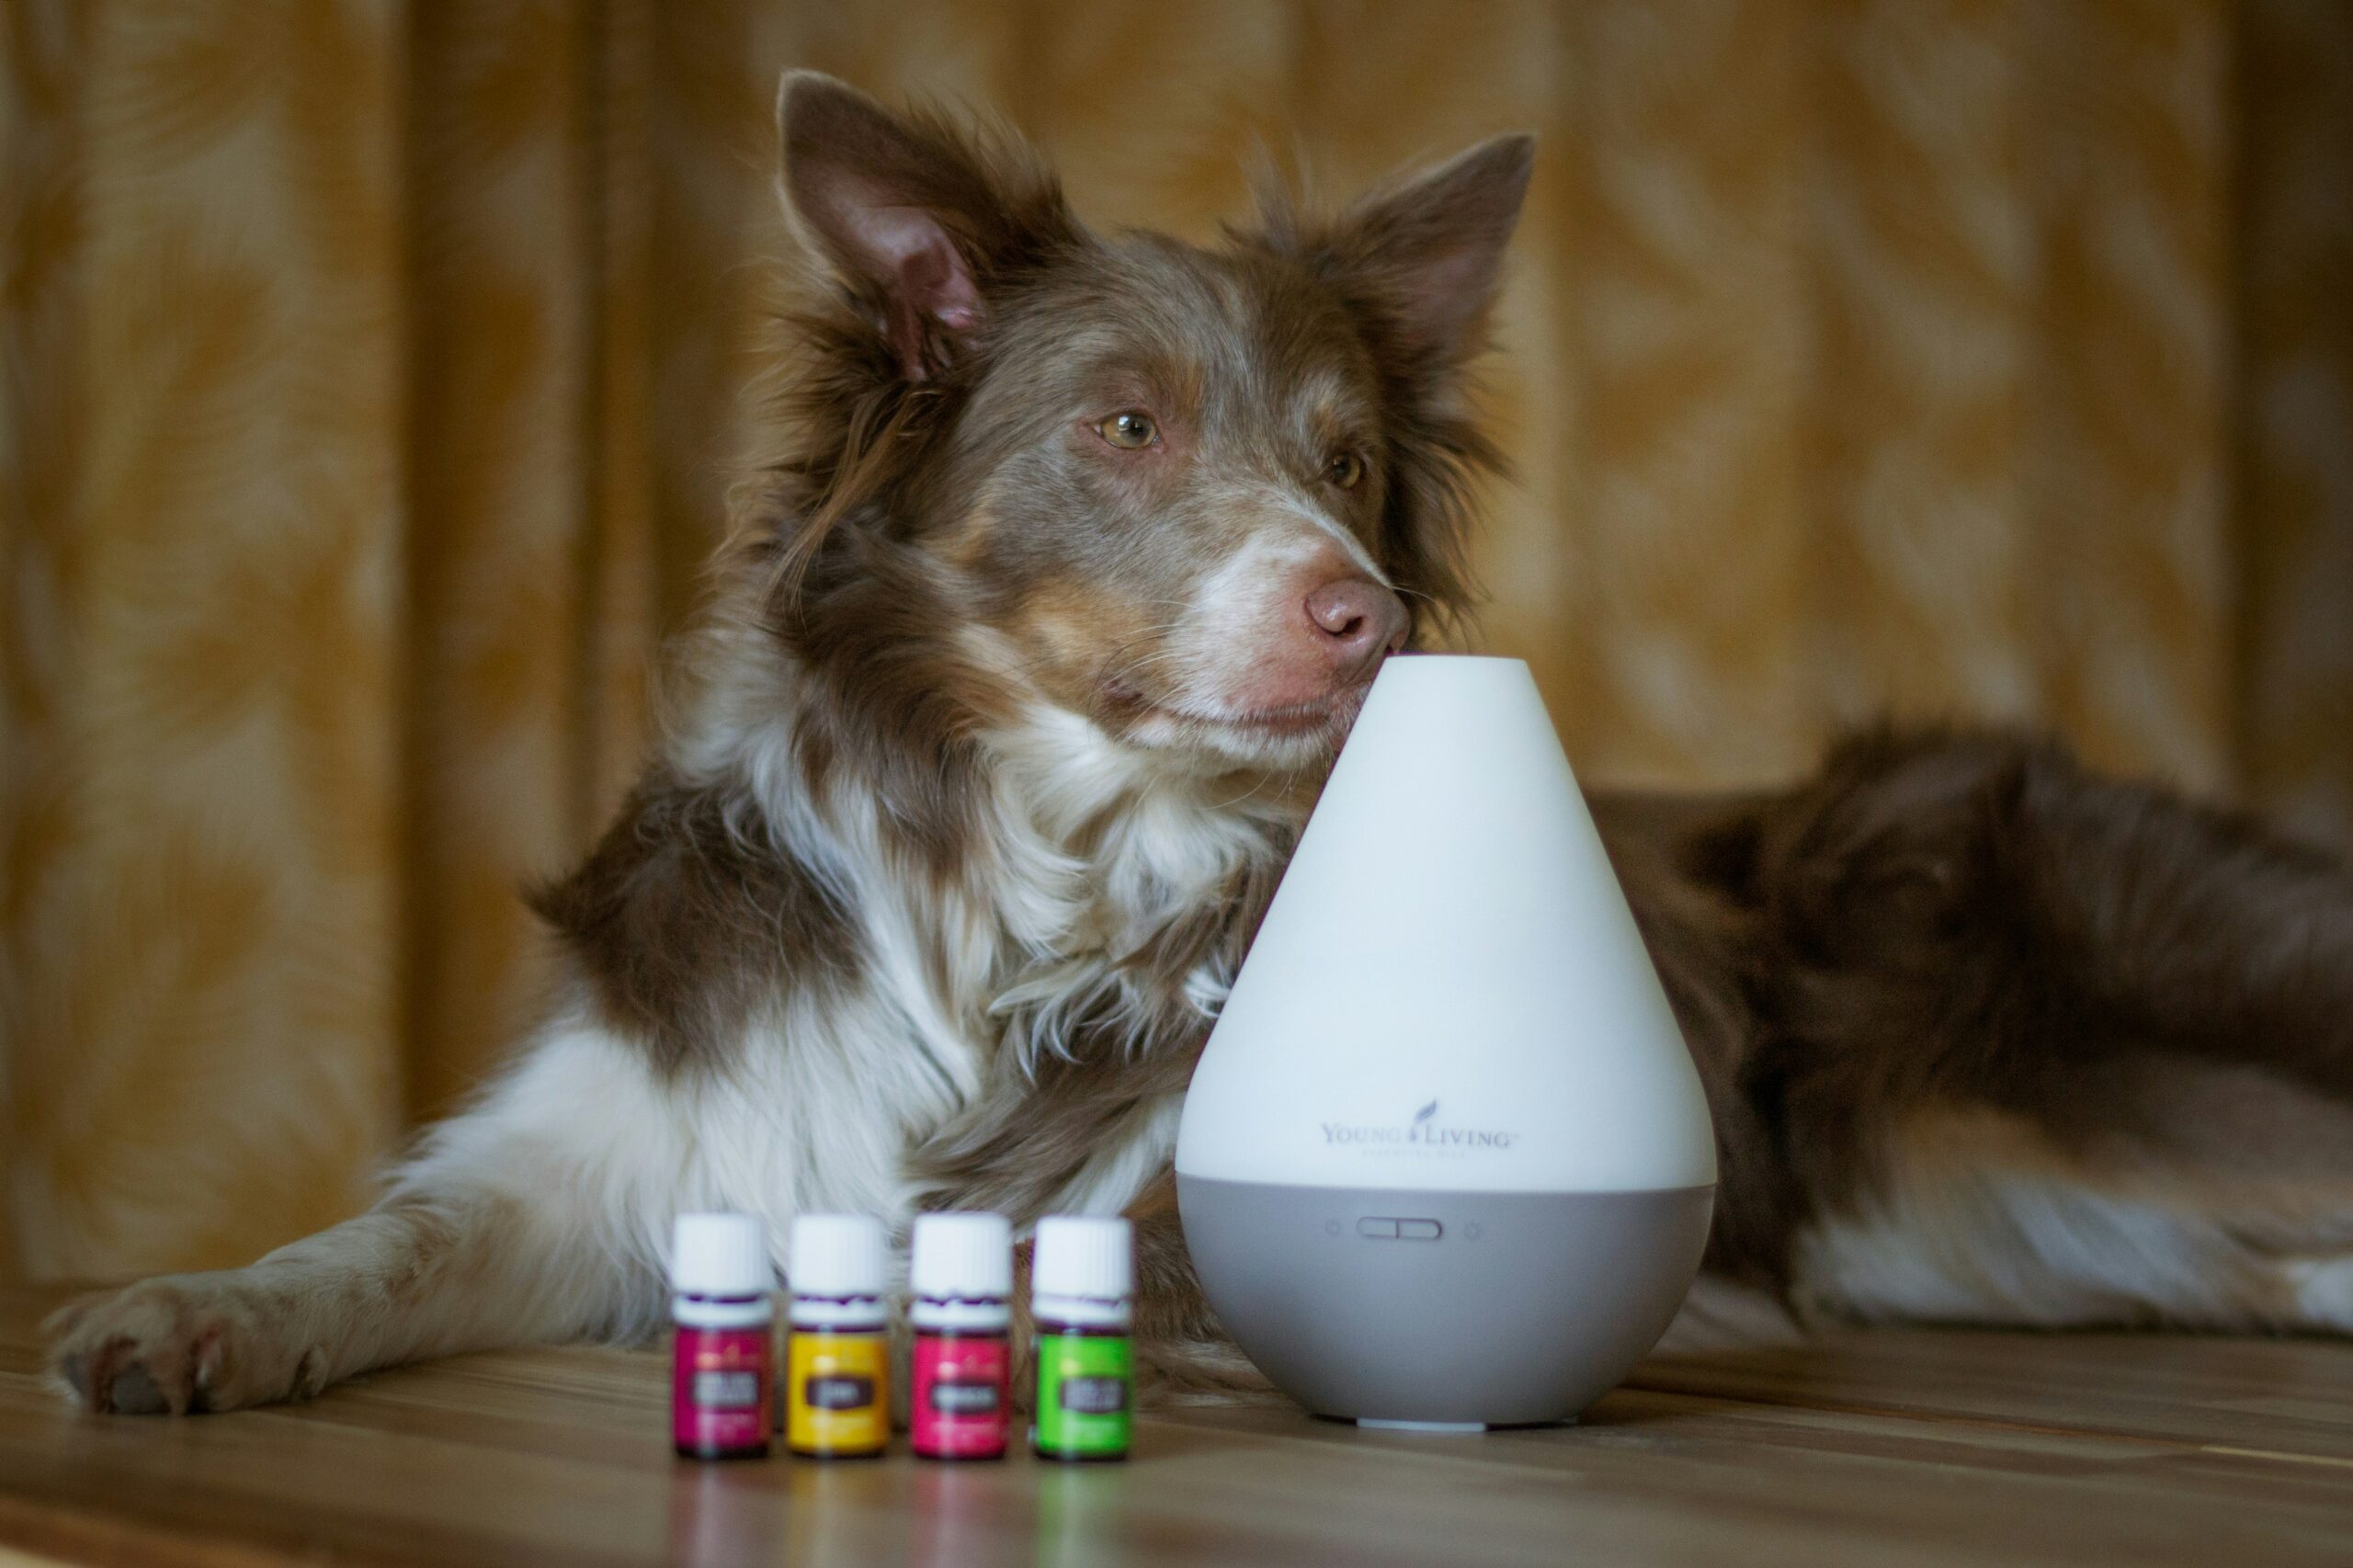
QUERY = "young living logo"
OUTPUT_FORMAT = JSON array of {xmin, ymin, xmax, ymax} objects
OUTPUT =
[{"xmin": 1320, "ymin": 1099, "xmax": 1516, "ymax": 1155}]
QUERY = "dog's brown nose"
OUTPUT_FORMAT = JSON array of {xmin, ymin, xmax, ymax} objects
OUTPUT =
[{"xmin": 1303, "ymin": 578, "xmax": 1410, "ymax": 678}]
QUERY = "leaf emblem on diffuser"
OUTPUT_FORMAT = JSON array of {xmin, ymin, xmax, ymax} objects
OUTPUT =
[{"xmin": 1414, "ymin": 1100, "xmax": 1438, "ymax": 1125}]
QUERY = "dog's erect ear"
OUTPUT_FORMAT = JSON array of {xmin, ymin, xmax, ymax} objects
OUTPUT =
[
  {"xmin": 1245, "ymin": 136, "xmax": 1533, "ymax": 625},
  {"xmin": 778, "ymin": 71, "xmax": 1070, "ymax": 382},
  {"xmin": 1302, "ymin": 135, "xmax": 1535, "ymax": 370}
]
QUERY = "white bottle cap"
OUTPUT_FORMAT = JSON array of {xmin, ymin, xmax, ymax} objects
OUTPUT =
[
  {"xmin": 671, "ymin": 1212, "xmax": 774, "ymax": 1297},
  {"xmin": 1032, "ymin": 1215, "xmax": 1131, "ymax": 1301},
  {"xmin": 789, "ymin": 1212, "xmax": 888, "ymax": 1299},
  {"xmin": 911, "ymin": 1211, "xmax": 1014, "ymax": 1300}
]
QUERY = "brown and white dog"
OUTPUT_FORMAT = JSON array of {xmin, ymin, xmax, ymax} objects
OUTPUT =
[{"xmin": 49, "ymin": 74, "xmax": 2353, "ymax": 1417}]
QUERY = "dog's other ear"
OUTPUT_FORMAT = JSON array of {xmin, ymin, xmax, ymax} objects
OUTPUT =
[
  {"xmin": 1246, "ymin": 136, "xmax": 1533, "ymax": 627},
  {"xmin": 1302, "ymin": 135, "xmax": 1535, "ymax": 371},
  {"xmin": 778, "ymin": 71, "xmax": 1072, "ymax": 382}
]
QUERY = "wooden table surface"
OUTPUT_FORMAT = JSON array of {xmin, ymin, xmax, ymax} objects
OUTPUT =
[{"xmin": 4, "ymin": 1285, "xmax": 2351, "ymax": 1567}]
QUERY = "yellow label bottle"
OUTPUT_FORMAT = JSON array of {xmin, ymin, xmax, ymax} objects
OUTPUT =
[
  {"xmin": 786, "ymin": 1214, "xmax": 892, "ymax": 1460},
  {"xmin": 786, "ymin": 1323, "xmax": 890, "ymax": 1456}
]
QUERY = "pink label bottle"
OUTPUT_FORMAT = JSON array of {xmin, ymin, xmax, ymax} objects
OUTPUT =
[
  {"xmin": 671, "ymin": 1212, "xmax": 775, "ymax": 1460},
  {"xmin": 908, "ymin": 1212, "xmax": 1013, "ymax": 1460}
]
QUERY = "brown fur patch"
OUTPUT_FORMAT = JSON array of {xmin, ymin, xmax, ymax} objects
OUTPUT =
[
  {"xmin": 529, "ymin": 766, "xmax": 862, "ymax": 1072},
  {"xmin": 1597, "ymin": 724, "xmax": 2353, "ymax": 1301}
]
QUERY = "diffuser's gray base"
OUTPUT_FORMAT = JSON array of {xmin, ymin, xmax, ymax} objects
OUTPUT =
[
  {"xmin": 1354, "ymin": 1418, "xmax": 1496, "ymax": 1434},
  {"xmin": 1176, "ymin": 1176, "xmax": 1713, "ymax": 1427}
]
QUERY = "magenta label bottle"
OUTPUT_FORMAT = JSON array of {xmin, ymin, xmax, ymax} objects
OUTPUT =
[
  {"xmin": 671, "ymin": 1212, "xmax": 776, "ymax": 1460},
  {"xmin": 673, "ymin": 1323, "xmax": 772, "ymax": 1458},
  {"xmin": 910, "ymin": 1328, "xmax": 1010, "ymax": 1459},
  {"xmin": 907, "ymin": 1211, "xmax": 1015, "ymax": 1461}
]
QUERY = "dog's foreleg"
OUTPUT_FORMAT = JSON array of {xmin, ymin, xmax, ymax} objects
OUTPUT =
[{"xmin": 47, "ymin": 1024, "xmax": 670, "ymax": 1414}]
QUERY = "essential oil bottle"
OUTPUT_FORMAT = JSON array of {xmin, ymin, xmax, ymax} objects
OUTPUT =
[
  {"xmin": 670, "ymin": 1211, "xmax": 776, "ymax": 1460},
  {"xmin": 785, "ymin": 1213, "xmax": 892, "ymax": 1460},
  {"xmin": 1031, "ymin": 1215, "xmax": 1134, "ymax": 1463},
  {"xmin": 908, "ymin": 1211, "xmax": 1014, "ymax": 1460}
]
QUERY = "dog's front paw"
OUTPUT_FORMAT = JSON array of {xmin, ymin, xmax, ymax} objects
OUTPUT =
[{"xmin": 44, "ymin": 1276, "xmax": 328, "ymax": 1415}]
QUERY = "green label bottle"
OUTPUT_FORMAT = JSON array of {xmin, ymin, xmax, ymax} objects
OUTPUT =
[
  {"xmin": 1030, "ymin": 1216, "xmax": 1134, "ymax": 1463},
  {"xmin": 1035, "ymin": 1329, "xmax": 1131, "ymax": 1459}
]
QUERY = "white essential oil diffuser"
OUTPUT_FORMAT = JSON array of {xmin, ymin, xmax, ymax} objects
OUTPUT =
[{"xmin": 1176, "ymin": 654, "xmax": 1716, "ymax": 1429}]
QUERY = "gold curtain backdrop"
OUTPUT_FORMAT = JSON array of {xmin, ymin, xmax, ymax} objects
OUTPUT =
[{"xmin": 3, "ymin": 1, "xmax": 2347, "ymax": 1282}]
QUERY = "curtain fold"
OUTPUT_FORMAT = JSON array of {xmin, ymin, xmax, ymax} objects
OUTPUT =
[{"xmin": 4, "ymin": 0, "xmax": 2348, "ymax": 1281}]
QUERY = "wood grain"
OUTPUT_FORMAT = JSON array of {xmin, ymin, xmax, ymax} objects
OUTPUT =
[{"xmin": 3, "ymin": 1286, "xmax": 2350, "ymax": 1566}]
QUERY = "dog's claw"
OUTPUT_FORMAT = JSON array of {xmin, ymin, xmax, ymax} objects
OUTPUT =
[{"xmin": 108, "ymin": 1361, "xmax": 170, "ymax": 1415}]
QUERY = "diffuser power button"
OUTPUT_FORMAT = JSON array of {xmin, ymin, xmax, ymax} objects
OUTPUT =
[{"xmin": 1355, "ymin": 1218, "xmax": 1444, "ymax": 1241}]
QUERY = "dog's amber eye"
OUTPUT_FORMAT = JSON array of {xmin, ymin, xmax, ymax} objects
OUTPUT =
[
  {"xmin": 1326, "ymin": 450, "xmax": 1364, "ymax": 489},
  {"xmin": 1099, "ymin": 412, "xmax": 1158, "ymax": 449}
]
